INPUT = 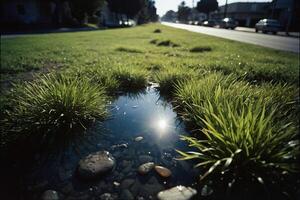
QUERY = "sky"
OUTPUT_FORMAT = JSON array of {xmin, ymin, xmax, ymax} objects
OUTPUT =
[{"xmin": 155, "ymin": 0, "xmax": 272, "ymax": 16}]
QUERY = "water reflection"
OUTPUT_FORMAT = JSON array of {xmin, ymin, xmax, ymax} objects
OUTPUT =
[
  {"xmin": 104, "ymin": 87, "xmax": 186, "ymax": 146},
  {"xmin": 7, "ymin": 87, "xmax": 201, "ymax": 200}
]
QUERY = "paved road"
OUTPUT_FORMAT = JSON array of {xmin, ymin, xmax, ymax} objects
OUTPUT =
[{"xmin": 162, "ymin": 22, "xmax": 299, "ymax": 53}]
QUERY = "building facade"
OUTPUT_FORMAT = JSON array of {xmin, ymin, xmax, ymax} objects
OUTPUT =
[
  {"xmin": 211, "ymin": 2, "xmax": 271, "ymax": 27},
  {"xmin": 271, "ymin": 0, "xmax": 299, "ymax": 31}
]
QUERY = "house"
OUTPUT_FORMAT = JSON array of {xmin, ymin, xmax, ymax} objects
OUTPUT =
[{"xmin": 211, "ymin": 2, "xmax": 271, "ymax": 27}]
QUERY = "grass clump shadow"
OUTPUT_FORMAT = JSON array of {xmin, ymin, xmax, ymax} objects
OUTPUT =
[
  {"xmin": 115, "ymin": 47, "xmax": 143, "ymax": 53},
  {"xmin": 150, "ymin": 39, "xmax": 158, "ymax": 44},
  {"xmin": 157, "ymin": 40, "xmax": 180, "ymax": 47},
  {"xmin": 175, "ymin": 72, "xmax": 299, "ymax": 194},
  {"xmin": 2, "ymin": 73, "xmax": 108, "ymax": 144},
  {"xmin": 153, "ymin": 29, "xmax": 162, "ymax": 33},
  {"xmin": 189, "ymin": 46, "xmax": 212, "ymax": 53}
]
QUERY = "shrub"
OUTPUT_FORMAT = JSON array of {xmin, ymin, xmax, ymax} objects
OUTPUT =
[
  {"xmin": 3, "ymin": 74, "xmax": 108, "ymax": 134},
  {"xmin": 175, "ymin": 73, "xmax": 299, "ymax": 185}
]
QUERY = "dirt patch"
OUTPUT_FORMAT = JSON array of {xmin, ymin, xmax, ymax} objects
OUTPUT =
[{"xmin": 0, "ymin": 62, "xmax": 64, "ymax": 91}]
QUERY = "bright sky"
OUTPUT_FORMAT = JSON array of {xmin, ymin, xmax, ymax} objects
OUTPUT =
[{"xmin": 155, "ymin": 0, "xmax": 272, "ymax": 16}]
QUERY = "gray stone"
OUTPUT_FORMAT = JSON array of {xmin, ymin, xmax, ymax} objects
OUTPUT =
[
  {"xmin": 111, "ymin": 143, "xmax": 128, "ymax": 150},
  {"xmin": 138, "ymin": 162, "xmax": 155, "ymax": 175},
  {"xmin": 201, "ymin": 185, "xmax": 213, "ymax": 196},
  {"xmin": 135, "ymin": 136, "xmax": 144, "ymax": 142},
  {"xmin": 121, "ymin": 179, "xmax": 135, "ymax": 189},
  {"xmin": 61, "ymin": 183, "xmax": 73, "ymax": 194},
  {"xmin": 140, "ymin": 183, "xmax": 164, "ymax": 197},
  {"xmin": 120, "ymin": 189, "xmax": 134, "ymax": 200},
  {"xmin": 100, "ymin": 193, "xmax": 115, "ymax": 200},
  {"xmin": 147, "ymin": 176, "xmax": 159, "ymax": 185},
  {"xmin": 41, "ymin": 190, "xmax": 59, "ymax": 200},
  {"xmin": 78, "ymin": 151, "xmax": 115, "ymax": 179},
  {"xmin": 113, "ymin": 181, "xmax": 120, "ymax": 187},
  {"xmin": 139, "ymin": 155, "xmax": 153, "ymax": 163},
  {"xmin": 157, "ymin": 186, "xmax": 197, "ymax": 200},
  {"xmin": 130, "ymin": 179, "xmax": 142, "ymax": 196}
]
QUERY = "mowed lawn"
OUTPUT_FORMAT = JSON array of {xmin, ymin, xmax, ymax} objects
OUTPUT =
[
  {"xmin": 1, "ymin": 23, "xmax": 299, "ymax": 199},
  {"xmin": 1, "ymin": 23, "xmax": 299, "ymax": 84}
]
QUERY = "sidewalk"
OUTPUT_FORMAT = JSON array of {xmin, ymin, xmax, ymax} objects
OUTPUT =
[{"xmin": 235, "ymin": 27, "xmax": 299, "ymax": 38}]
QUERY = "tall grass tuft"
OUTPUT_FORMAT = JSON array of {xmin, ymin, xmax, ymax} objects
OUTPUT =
[
  {"xmin": 154, "ymin": 68, "xmax": 204, "ymax": 95},
  {"xmin": 112, "ymin": 66, "xmax": 148, "ymax": 92},
  {"xmin": 3, "ymin": 74, "xmax": 107, "ymax": 135},
  {"xmin": 175, "ymin": 73, "xmax": 299, "ymax": 183}
]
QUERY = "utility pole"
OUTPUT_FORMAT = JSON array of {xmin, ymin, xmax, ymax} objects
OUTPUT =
[{"xmin": 224, "ymin": 0, "xmax": 228, "ymax": 18}]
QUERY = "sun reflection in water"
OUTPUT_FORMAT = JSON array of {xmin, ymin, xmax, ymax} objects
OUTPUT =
[
  {"xmin": 151, "ymin": 116, "xmax": 172, "ymax": 138},
  {"xmin": 158, "ymin": 119, "xmax": 167, "ymax": 130}
]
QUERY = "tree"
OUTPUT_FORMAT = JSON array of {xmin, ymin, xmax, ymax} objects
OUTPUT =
[
  {"xmin": 71, "ymin": 0, "xmax": 105, "ymax": 24},
  {"xmin": 107, "ymin": 0, "xmax": 157, "ymax": 23},
  {"xmin": 196, "ymin": 0, "xmax": 218, "ymax": 19},
  {"xmin": 177, "ymin": 1, "xmax": 191, "ymax": 22},
  {"xmin": 162, "ymin": 10, "xmax": 177, "ymax": 22},
  {"xmin": 107, "ymin": 0, "xmax": 144, "ymax": 18},
  {"xmin": 137, "ymin": 0, "xmax": 158, "ymax": 24}
]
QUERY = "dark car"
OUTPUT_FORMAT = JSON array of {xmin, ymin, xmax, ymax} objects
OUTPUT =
[
  {"xmin": 219, "ymin": 18, "xmax": 238, "ymax": 29},
  {"xmin": 255, "ymin": 19, "xmax": 282, "ymax": 34},
  {"xmin": 202, "ymin": 20, "xmax": 216, "ymax": 27}
]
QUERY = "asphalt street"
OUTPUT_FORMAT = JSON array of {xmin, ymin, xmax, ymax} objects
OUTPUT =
[{"xmin": 162, "ymin": 22, "xmax": 299, "ymax": 53}]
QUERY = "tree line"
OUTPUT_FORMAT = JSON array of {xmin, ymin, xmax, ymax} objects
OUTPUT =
[
  {"xmin": 71, "ymin": 0, "xmax": 158, "ymax": 24},
  {"xmin": 162, "ymin": 0, "xmax": 218, "ymax": 22}
]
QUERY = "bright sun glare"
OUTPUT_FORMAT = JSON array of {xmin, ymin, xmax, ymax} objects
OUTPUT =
[{"xmin": 158, "ymin": 119, "xmax": 167, "ymax": 130}]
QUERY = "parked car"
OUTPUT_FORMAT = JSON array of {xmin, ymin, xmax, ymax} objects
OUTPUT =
[
  {"xmin": 188, "ymin": 21, "xmax": 201, "ymax": 25},
  {"xmin": 255, "ymin": 19, "xmax": 282, "ymax": 34},
  {"xmin": 202, "ymin": 20, "xmax": 216, "ymax": 27},
  {"xmin": 219, "ymin": 18, "xmax": 238, "ymax": 29}
]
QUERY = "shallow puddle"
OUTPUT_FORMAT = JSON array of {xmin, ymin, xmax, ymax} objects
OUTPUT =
[{"xmin": 18, "ymin": 87, "xmax": 201, "ymax": 199}]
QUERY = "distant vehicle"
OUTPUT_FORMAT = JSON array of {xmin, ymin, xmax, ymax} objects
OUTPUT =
[
  {"xmin": 189, "ymin": 21, "xmax": 200, "ymax": 25},
  {"xmin": 219, "ymin": 18, "xmax": 238, "ymax": 29},
  {"xmin": 202, "ymin": 20, "xmax": 216, "ymax": 27},
  {"xmin": 119, "ymin": 19, "xmax": 135, "ymax": 27},
  {"xmin": 255, "ymin": 19, "xmax": 282, "ymax": 34}
]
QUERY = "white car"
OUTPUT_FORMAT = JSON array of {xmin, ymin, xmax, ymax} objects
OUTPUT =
[{"xmin": 255, "ymin": 19, "xmax": 282, "ymax": 34}]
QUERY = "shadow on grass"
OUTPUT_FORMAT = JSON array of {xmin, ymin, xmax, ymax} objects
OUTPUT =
[
  {"xmin": 189, "ymin": 46, "xmax": 212, "ymax": 53},
  {"xmin": 115, "ymin": 47, "xmax": 143, "ymax": 53}
]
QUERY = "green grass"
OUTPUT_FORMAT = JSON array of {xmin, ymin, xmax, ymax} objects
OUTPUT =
[
  {"xmin": 1, "ymin": 23, "xmax": 299, "ymax": 193},
  {"xmin": 175, "ymin": 73, "xmax": 299, "ymax": 182},
  {"xmin": 1, "ymin": 74, "xmax": 107, "ymax": 145}
]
